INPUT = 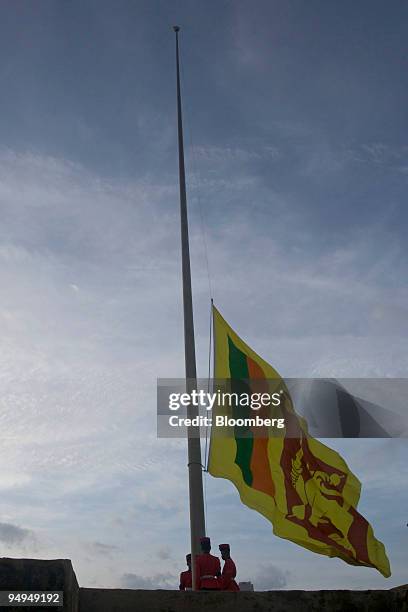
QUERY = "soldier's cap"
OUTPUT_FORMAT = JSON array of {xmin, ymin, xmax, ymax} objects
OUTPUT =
[
  {"xmin": 200, "ymin": 537, "xmax": 211, "ymax": 546},
  {"xmin": 219, "ymin": 543, "xmax": 230, "ymax": 550},
  {"xmin": 186, "ymin": 553, "xmax": 191, "ymax": 561}
]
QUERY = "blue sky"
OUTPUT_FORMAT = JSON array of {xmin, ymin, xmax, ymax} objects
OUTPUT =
[{"xmin": 0, "ymin": 0, "xmax": 407, "ymax": 590}]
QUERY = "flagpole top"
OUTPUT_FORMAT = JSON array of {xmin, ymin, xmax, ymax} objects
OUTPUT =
[{"xmin": 173, "ymin": 25, "xmax": 180, "ymax": 33}]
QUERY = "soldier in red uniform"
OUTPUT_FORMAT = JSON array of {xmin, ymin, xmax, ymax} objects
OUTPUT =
[
  {"xmin": 219, "ymin": 543, "xmax": 240, "ymax": 591},
  {"xmin": 195, "ymin": 536, "xmax": 221, "ymax": 590},
  {"xmin": 179, "ymin": 553, "xmax": 192, "ymax": 590}
]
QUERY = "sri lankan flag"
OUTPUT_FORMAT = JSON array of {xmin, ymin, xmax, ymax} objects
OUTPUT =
[{"xmin": 208, "ymin": 305, "xmax": 391, "ymax": 577}]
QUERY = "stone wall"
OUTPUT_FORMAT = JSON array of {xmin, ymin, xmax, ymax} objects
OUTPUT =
[
  {"xmin": 0, "ymin": 558, "xmax": 407, "ymax": 612},
  {"xmin": 79, "ymin": 587, "xmax": 408, "ymax": 612},
  {"xmin": 0, "ymin": 558, "xmax": 79, "ymax": 612}
]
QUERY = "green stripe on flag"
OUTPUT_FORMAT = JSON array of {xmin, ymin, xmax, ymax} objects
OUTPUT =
[{"xmin": 228, "ymin": 335, "xmax": 254, "ymax": 486}]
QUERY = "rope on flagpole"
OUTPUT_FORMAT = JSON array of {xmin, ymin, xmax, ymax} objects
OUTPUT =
[
  {"xmin": 204, "ymin": 297, "xmax": 213, "ymax": 471},
  {"xmin": 202, "ymin": 297, "xmax": 213, "ymax": 530},
  {"xmin": 179, "ymin": 40, "xmax": 214, "ymax": 304}
]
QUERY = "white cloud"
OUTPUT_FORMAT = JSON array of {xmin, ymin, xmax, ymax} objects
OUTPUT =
[{"xmin": 254, "ymin": 564, "xmax": 290, "ymax": 590}]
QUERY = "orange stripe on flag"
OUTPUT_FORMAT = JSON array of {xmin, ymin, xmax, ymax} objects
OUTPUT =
[{"xmin": 247, "ymin": 356, "xmax": 275, "ymax": 497}]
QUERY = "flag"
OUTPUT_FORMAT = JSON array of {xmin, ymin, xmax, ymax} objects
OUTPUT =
[
  {"xmin": 293, "ymin": 378, "xmax": 408, "ymax": 438},
  {"xmin": 208, "ymin": 305, "xmax": 391, "ymax": 577}
]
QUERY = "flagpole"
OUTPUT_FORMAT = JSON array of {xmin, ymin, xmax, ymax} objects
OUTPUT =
[{"xmin": 173, "ymin": 25, "xmax": 206, "ymax": 589}]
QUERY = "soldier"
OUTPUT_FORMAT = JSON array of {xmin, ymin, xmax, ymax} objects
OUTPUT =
[
  {"xmin": 195, "ymin": 536, "xmax": 221, "ymax": 590},
  {"xmin": 219, "ymin": 543, "xmax": 240, "ymax": 591},
  {"xmin": 179, "ymin": 553, "xmax": 192, "ymax": 590}
]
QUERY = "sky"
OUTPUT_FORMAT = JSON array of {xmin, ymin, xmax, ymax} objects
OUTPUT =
[{"xmin": 0, "ymin": 0, "xmax": 407, "ymax": 591}]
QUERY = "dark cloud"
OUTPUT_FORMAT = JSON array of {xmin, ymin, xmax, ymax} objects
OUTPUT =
[
  {"xmin": 0, "ymin": 522, "xmax": 33, "ymax": 545},
  {"xmin": 121, "ymin": 572, "xmax": 176, "ymax": 590},
  {"xmin": 157, "ymin": 546, "xmax": 171, "ymax": 560},
  {"xmin": 254, "ymin": 564, "xmax": 290, "ymax": 590},
  {"xmin": 87, "ymin": 541, "xmax": 120, "ymax": 557}
]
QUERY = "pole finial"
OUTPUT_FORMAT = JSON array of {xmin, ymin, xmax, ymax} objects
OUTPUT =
[{"xmin": 173, "ymin": 25, "xmax": 180, "ymax": 32}]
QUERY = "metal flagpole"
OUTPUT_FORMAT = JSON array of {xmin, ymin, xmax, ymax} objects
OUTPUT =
[{"xmin": 173, "ymin": 25, "xmax": 206, "ymax": 590}]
